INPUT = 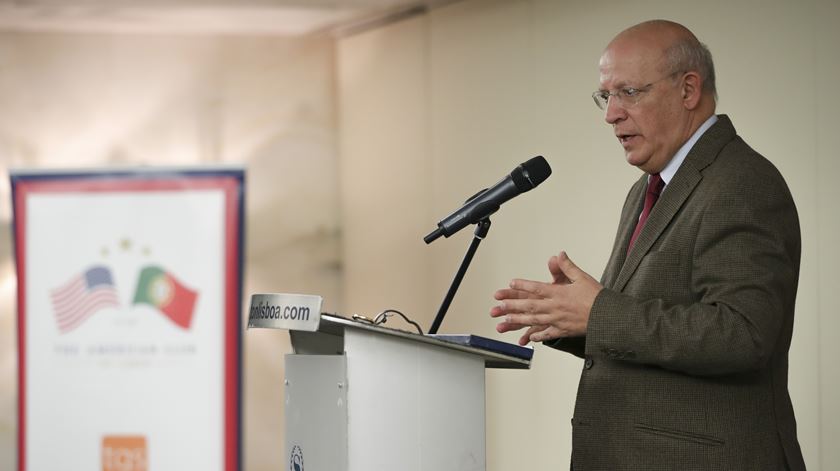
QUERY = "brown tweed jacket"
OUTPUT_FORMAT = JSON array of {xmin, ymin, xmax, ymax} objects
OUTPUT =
[{"xmin": 549, "ymin": 115, "xmax": 805, "ymax": 470}]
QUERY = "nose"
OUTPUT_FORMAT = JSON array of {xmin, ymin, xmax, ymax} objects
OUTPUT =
[{"xmin": 604, "ymin": 95, "xmax": 626, "ymax": 125}]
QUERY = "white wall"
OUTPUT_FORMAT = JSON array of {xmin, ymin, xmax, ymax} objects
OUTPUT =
[
  {"xmin": 337, "ymin": 0, "xmax": 839, "ymax": 469},
  {"xmin": 338, "ymin": 16, "xmax": 431, "ymax": 320}
]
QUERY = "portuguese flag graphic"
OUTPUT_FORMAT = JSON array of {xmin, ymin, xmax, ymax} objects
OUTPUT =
[{"xmin": 133, "ymin": 265, "xmax": 198, "ymax": 329}]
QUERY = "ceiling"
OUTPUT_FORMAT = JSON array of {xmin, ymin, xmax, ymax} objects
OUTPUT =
[{"xmin": 0, "ymin": 0, "xmax": 455, "ymax": 36}]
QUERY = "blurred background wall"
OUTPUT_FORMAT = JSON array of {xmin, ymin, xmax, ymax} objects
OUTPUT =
[{"xmin": 2, "ymin": 0, "xmax": 839, "ymax": 470}]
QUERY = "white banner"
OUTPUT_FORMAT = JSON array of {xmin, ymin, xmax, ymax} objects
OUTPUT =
[{"xmin": 11, "ymin": 169, "xmax": 244, "ymax": 471}]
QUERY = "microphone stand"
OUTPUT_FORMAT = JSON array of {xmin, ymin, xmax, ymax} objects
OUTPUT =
[{"xmin": 428, "ymin": 218, "xmax": 491, "ymax": 335}]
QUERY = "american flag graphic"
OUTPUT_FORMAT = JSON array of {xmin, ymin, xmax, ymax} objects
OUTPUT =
[{"xmin": 50, "ymin": 265, "xmax": 120, "ymax": 333}]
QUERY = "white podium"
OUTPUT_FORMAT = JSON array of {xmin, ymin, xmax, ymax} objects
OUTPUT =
[{"xmin": 278, "ymin": 313, "xmax": 531, "ymax": 471}]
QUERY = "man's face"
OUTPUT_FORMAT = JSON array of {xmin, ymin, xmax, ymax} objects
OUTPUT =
[{"xmin": 598, "ymin": 42, "xmax": 686, "ymax": 174}]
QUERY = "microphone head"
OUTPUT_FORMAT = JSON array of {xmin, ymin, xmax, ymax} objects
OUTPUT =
[{"xmin": 511, "ymin": 156, "xmax": 551, "ymax": 191}]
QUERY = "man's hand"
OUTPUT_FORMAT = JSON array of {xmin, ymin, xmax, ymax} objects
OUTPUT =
[{"xmin": 490, "ymin": 251, "xmax": 603, "ymax": 345}]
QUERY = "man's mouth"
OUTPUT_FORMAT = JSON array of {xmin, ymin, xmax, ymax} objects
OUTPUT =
[{"xmin": 617, "ymin": 133, "xmax": 638, "ymax": 146}]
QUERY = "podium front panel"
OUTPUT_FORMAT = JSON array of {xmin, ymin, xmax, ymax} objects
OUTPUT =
[
  {"xmin": 345, "ymin": 328, "xmax": 486, "ymax": 471},
  {"xmin": 276, "ymin": 313, "xmax": 524, "ymax": 471},
  {"xmin": 285, "ymin": 354, "xmax": 348, "ymax": 470}
]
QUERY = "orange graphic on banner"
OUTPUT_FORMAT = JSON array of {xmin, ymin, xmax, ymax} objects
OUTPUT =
[{"xmin": 102, "ymin": 435, "xmax": 148, "ymax": 471}]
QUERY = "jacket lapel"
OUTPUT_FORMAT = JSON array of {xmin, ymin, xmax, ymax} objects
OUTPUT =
[
  {"xmin": 611, "ymin": 115, "xmax": 737, "ymax": 292},
  {"xmin": 601, "ymin": 177, "xmax": 646, "ymax": 288}
]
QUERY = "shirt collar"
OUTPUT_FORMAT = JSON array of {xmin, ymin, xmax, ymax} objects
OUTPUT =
[{"xmin": 659, "ymin": 114, "xmax": 718, "ymax": 185}]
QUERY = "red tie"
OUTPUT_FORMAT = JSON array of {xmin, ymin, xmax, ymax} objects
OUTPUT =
[{"xmin": 628, "ymin": 173, "xmax": 664, "ymax": 253}]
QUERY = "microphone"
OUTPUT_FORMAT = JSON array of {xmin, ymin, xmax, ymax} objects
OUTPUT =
[{"xmin": 424, "ymin": 156, "xmax": 551, "ymax": 244}]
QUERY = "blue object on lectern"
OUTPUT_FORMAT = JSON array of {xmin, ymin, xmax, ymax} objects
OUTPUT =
[{"xmin": 429, "ymin": 334, "xmax": 534, "ymax": 360}]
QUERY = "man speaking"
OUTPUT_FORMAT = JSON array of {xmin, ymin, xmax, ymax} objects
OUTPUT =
[{"xmin": 490, "ymin": 20, "xmax": 805, "ymax": 470}]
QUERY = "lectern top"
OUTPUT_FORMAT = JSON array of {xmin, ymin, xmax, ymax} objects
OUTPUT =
[
  {"xmin": 305, "ymin": 313, "xmax": 532, "ymax": 370},
  {"xmin": 246, "ymin": 293, "xmax": 532, "ymax": 369}
]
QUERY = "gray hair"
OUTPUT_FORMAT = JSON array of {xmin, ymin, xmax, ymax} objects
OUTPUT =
[{"xmin": 664, "ymin": 38, "xmax": 717, "ymax": 99}]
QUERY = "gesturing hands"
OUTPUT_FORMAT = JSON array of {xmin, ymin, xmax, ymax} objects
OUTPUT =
[{"xmin": 490, "ymin": 251, "xmax": 603, "ymax": 346}]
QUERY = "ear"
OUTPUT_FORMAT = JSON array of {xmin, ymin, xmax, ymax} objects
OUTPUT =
[{"xmin": 681, "ymin": 71, "xmax": 703, "ymax": 110}]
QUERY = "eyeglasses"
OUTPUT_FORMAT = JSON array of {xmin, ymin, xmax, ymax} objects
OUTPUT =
[{"xmin": 592, "ymin": 72, "xmax": 680, "ymax": 110}]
